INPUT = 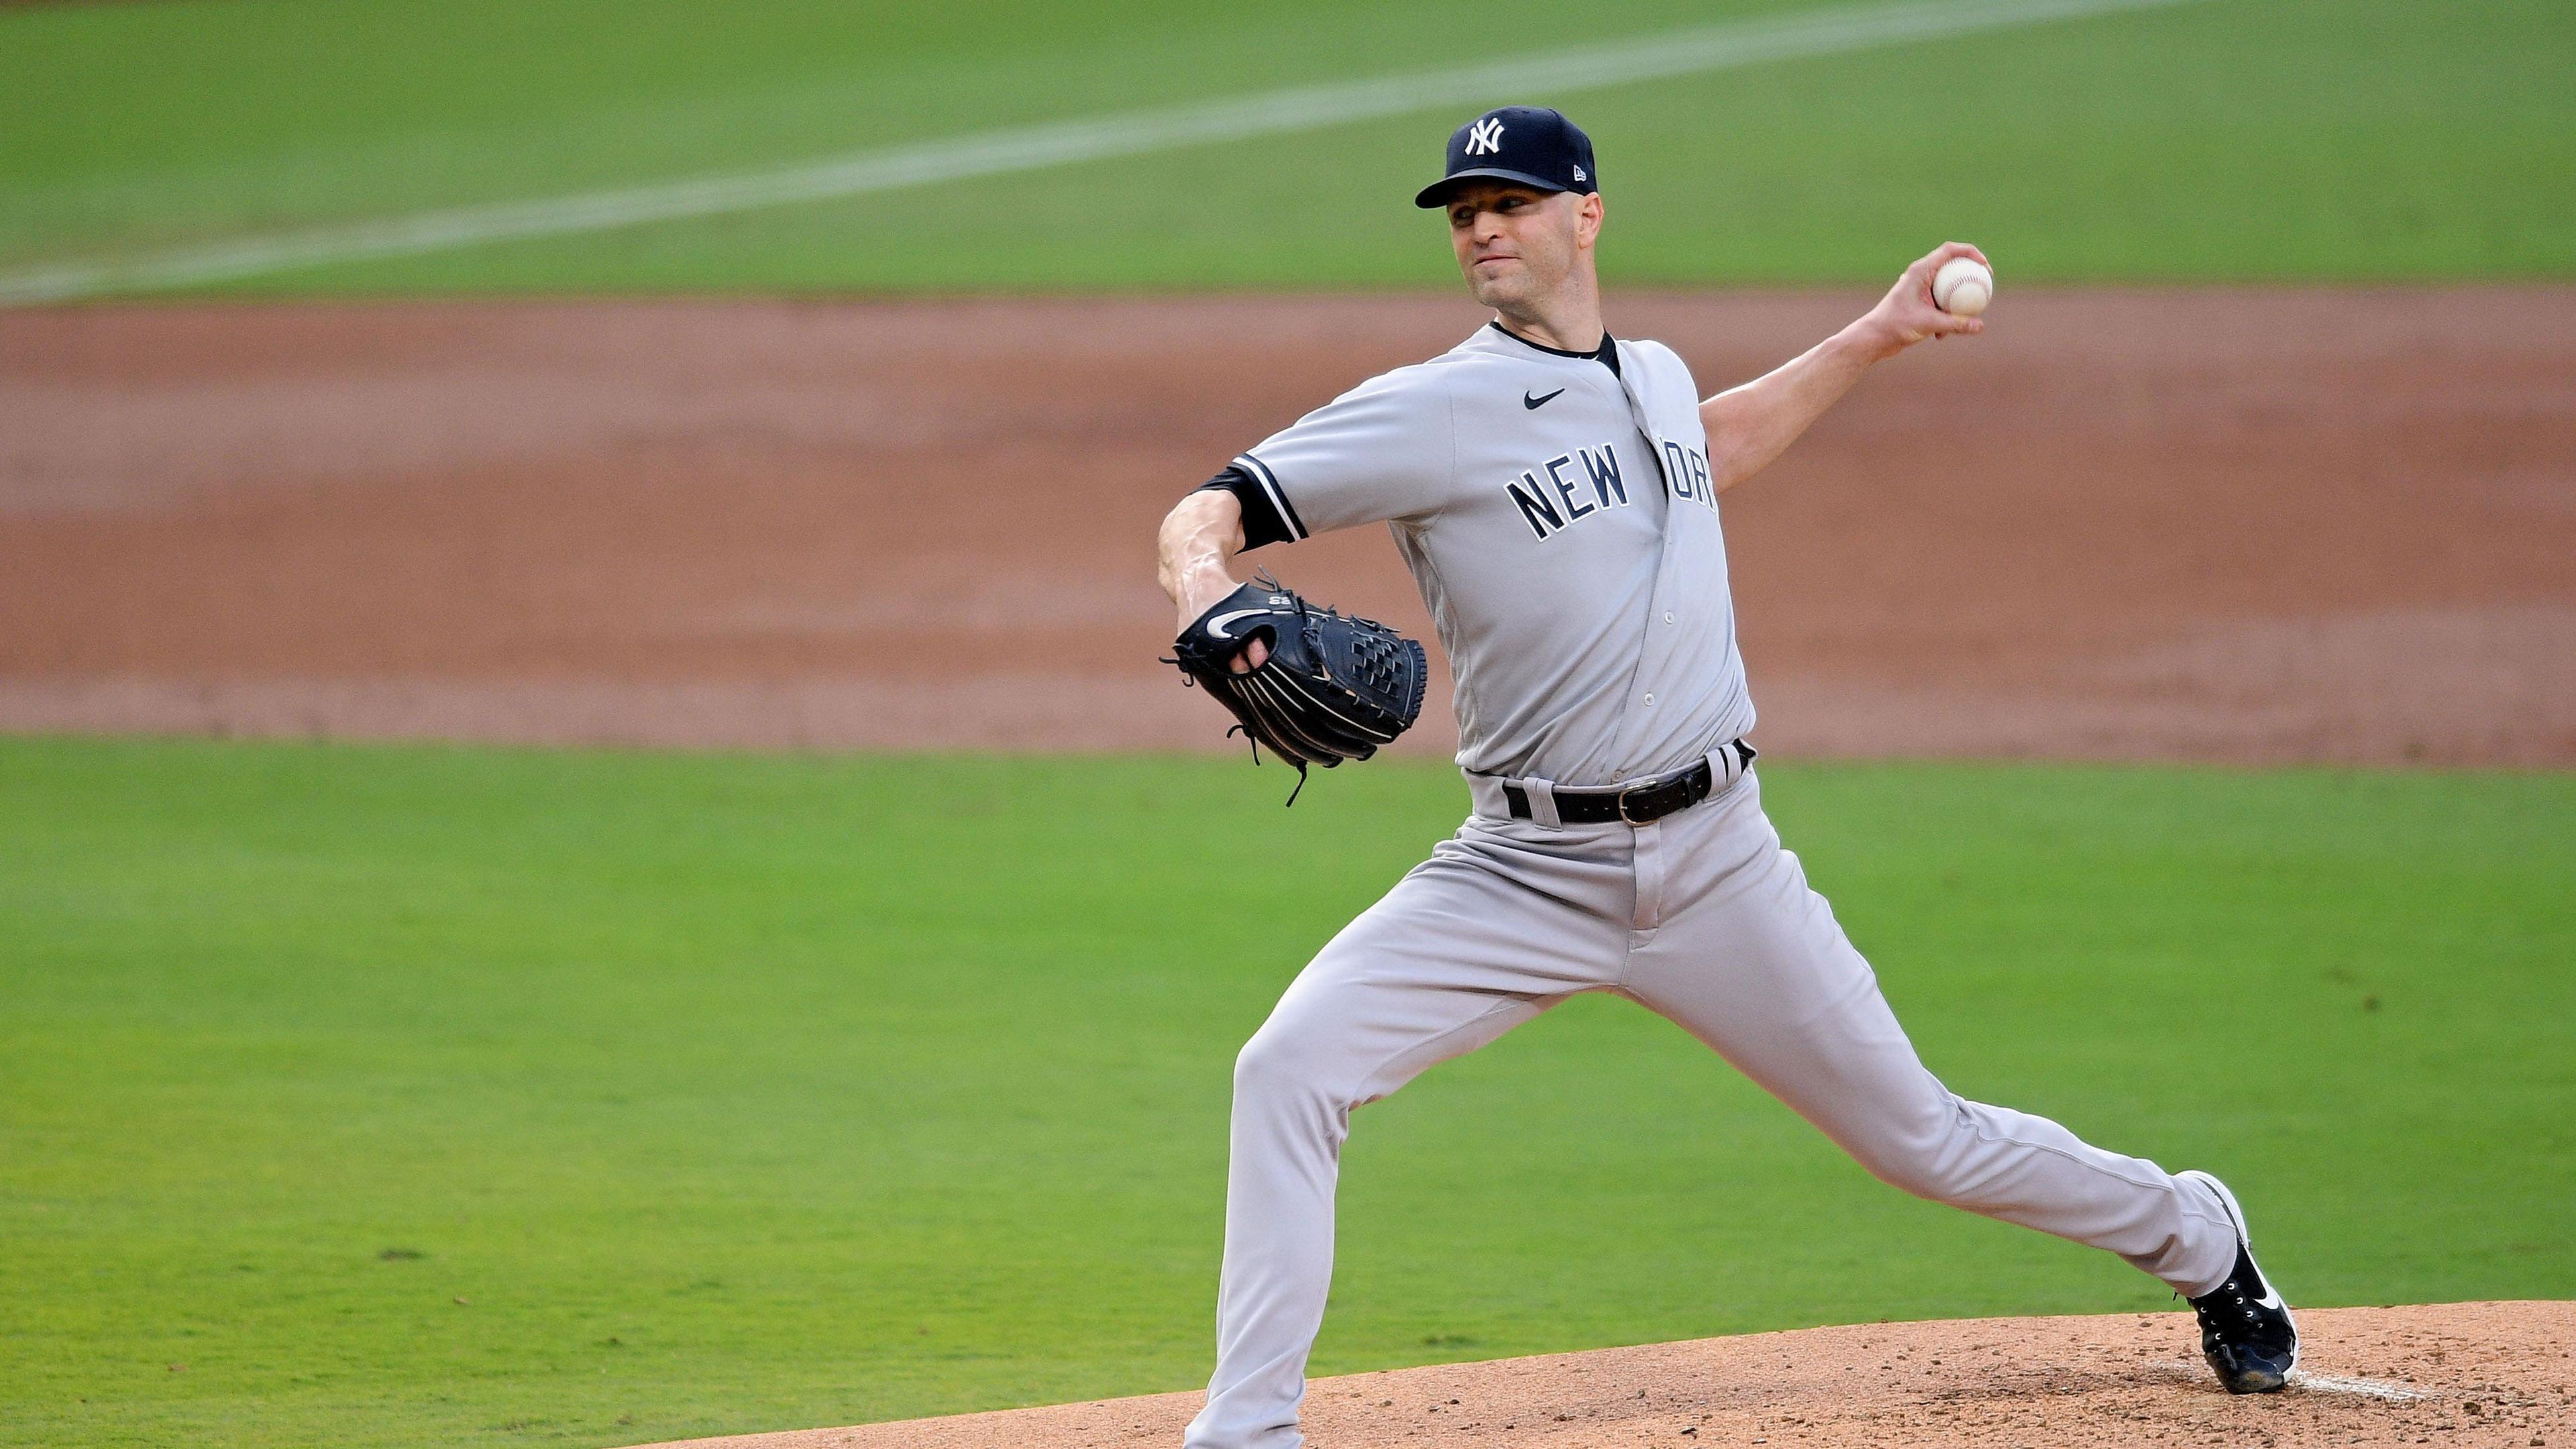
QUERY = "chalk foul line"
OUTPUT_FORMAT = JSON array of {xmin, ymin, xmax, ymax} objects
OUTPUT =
[{"xmin": 0, "ymin": 0, "xmax": 2212, "ymax": 303}]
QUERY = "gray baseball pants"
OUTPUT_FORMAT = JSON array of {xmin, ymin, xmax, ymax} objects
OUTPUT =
[{"xmin": 1184, "ymin": 756, "xmax": 2240, "ymax": 1449}]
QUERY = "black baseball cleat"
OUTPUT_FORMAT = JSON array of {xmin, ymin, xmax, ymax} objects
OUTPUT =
[{"xmin": 2177, "ymin": 1169, "xmax": 2298, "ymax": 1394}]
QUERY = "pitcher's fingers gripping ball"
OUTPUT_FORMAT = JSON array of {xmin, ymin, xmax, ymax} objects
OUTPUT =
[{"xmin": 1168, "ymin": 577, "xmax": 1428, "ymax": 802}]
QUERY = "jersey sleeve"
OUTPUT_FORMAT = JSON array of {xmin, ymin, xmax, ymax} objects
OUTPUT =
[
  {"xmin": 1235, "ymin": 364, "xmax": 1457, "ymax": 540},
  {"xmin": 1193, "ymin": 465, "xmax": 1295, "ymax": 551}
]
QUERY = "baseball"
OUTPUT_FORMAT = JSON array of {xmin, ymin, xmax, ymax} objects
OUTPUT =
[{"xmin": 1932, "ymin": 256, "xmax": 1993, "ymax": 317}]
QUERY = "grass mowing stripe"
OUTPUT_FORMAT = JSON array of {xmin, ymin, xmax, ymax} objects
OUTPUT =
[
  {"xmin": 0, "ymin": 0, "xmax": 2208, "ymax": 304},
  {"xmin": 2, "ymin": 737, "xmax": 2569, "ymax": 1447}
]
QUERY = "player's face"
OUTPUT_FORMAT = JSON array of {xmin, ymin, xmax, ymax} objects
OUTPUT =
[{"xmin": 1446, "ymin": 184, "xmax": 1598, "ymax": 309}]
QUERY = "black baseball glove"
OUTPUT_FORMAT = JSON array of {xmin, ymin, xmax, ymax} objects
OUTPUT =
[{"xmin": 1168, "ymin": 576, "xmax": 1428, "ymax": 802}]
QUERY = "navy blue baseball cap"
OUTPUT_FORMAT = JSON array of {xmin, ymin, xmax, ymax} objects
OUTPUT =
[{"xmin": 1414, "ymin": 105, "xmax": 1598, "ymax": 209}]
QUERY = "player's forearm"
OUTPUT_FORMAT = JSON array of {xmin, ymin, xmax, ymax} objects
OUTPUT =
[
  {"xmin": 1697, "ymin": 322, "xmax": 1886, "ymax": 493},
  {"xmin": 1158, "ymin": 489, "xmax": 1249, "ymax": 623},
  {"xmin": 1701, "ymin": 244, "xmax": 1991, "ymax": 492}
]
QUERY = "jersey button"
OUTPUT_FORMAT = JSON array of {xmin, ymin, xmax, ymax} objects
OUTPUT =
[
  {"xmin": 1643, "ymin": 693, "xmax": 1655, "ymax": 706},
  {"xmin": 1663, "ymin": 612, "xmax": 1675, "ymax": 625}
]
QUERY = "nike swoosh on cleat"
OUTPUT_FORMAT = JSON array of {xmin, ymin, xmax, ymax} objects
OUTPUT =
[
  {"xmin": 1523, "ymin": 388, "xmax": 1564, "ymax": 409},
  {"xmin": 2252, "ymin": 1283, "xmax": 2285, "ymax": 1311}
]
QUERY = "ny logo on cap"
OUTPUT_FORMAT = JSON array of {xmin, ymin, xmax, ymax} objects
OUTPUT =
[{"xmin": 1464, "ymin": 117, "xmax": 1505, "ymax": 156}]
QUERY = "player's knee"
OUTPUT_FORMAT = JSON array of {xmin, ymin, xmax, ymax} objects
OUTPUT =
[
  {"xmin": 1869, "ymin": 1151, "xmax": 1964, "ymax": 1204},
  {"xmin": 1849, "ymin": 1096, "xmax": 1982, "ymax": 1203},
  {"xmin": 1232, "ymin": 1025, "xmax": 1324, "ymax": 1104}
]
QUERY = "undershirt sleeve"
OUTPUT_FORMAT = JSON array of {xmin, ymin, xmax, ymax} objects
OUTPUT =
[{"xmin": 1192, "ymin": 465, "xmax": 1294, "ymax": 551}]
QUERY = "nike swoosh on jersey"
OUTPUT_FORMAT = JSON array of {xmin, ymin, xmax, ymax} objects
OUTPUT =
[
  {"xmin": 1523, "ymin": 388, "xmax": 1564, "ymax": 409},
  {"xmin": 1205, "ymin": 608, "xmax": 1271, "ymax": 640}
]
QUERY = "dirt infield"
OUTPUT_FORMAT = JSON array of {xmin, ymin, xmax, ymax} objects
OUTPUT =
[
  {"xmin": 630, "ymin": 1301, "xmax": 2573, "ymax": 1449},
  {"xmin": 3, "ymin": 289, "xmax": 2571, "ymax": 763}
]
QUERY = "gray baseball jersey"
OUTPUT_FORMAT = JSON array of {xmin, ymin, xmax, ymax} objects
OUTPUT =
[
  {"xmin": 1225, "ymin": 322, "xmax": 1750, "ymax": 787},
  {"xmin": 1185, "ymin": 319, "xmax": 2249, "ymax": 1449}
]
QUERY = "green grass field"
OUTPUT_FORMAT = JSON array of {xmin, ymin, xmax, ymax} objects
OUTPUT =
[
  {"xmin": 3, "ymin": 0, "xmax": 2572, "ymax": 294},
  {"xmin": 3, "ymin": 737, "xmax": 2570, "ymax": 1447},
  {"xmin": 5, "ymin": 3, "xmax": 2573, "ymax": 1444}
]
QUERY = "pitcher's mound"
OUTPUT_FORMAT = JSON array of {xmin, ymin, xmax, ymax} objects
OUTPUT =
[{"xmin": 632, "ymin": 1301, "xmax": 2571, "ymax": 1448}]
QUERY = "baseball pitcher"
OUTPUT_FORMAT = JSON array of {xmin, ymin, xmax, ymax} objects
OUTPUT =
[{"xmin": 1155, "ymin": 107, "xmax": 2297, "ymax": 1449}]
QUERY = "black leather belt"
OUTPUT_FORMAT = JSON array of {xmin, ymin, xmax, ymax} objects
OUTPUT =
[{"xmin": 1502, "ymin": 740, "xmax": 1756, "ymax": 825}]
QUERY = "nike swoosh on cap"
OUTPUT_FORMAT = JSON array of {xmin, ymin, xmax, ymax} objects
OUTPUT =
[{"xmin": 1523, "ymin": 388, "xmax": 1565, "ymax": 409}]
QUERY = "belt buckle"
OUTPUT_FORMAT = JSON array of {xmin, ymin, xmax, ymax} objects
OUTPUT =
[{"xmin": 1616, "ymin": 775, "xmax": 1670, "ymax": 824}]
